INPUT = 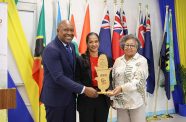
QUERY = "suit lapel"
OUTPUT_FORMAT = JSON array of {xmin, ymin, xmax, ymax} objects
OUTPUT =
[{"xmin": 55, "ymin": 38, "xmax": 74, "ymax": 69}]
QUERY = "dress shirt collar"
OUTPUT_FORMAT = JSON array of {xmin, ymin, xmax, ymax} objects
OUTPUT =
[
  {"xmin": 123, "ymin": 52, "xmax": 140, "ymax": 62},
  {"xmin": 61, "ymin": 41, "xmax": 68, "ymax": 47},
  {"xmin": 132, "ymin": 53, "xmax": 140, "ymax": 60}
]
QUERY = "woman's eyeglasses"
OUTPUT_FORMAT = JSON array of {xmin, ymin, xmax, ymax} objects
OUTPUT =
[{"xmin": 124, "ymin": 44, "xmax": 136, "ymax": 49}]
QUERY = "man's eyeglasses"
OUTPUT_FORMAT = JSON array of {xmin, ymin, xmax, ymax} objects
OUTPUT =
[{"xmin": 124, "ymin": 44, "xmax": 136, "ymax": 49}]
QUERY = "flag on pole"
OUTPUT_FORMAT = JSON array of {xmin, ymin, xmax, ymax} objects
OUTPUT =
[
  {"xmin": 32, "ymin": 0, "xmax": 46, "ymax": 98},
  {"xmin": 160, "ymin": 6, "xmax": 170, "ymax": 100},
  {"xmin": 68, "ymin": 1, "xmax": 80, "ymax": 56},
  {"xmin": 14, "ymin": 0, "xmax": 18, "ymax": 4},
  {"xmin": 70, "ymin": 14, "xmax": 80, "ymax": 56},
  {"xmin": 160, "ymin": 7, "xmax": 176, "ymax": 100},
  {"xmin": 121, "ymin": 10, "xmax": 128, "ymax": 35},
  {"xmin": 51, "ymin": 0, "xmax": 61, "ymax": 40},
  {"xmin": 136, "ymin": 8, "xmax": 145, "ymax": 55},
  {"xmin": 32, "ymin": 1, "xmax": 47, "ymax": 121},
  {"xmin": 143, "ymin": 11, "xmax": 155, "ymax": 94},
  {"xmin": 99, "ymin": 5, "xmax": 112, "ymax": 58},
  {"xmin": 79, "ymin": 4, "xmax": 90, "ymax": 54},
  {"xmin": 169, "ymin": 9, "xmax": 177, "ymax": 91},
  {"xmin": 112, "ymin": 9, "xmax": 124, "ymax": 60}
]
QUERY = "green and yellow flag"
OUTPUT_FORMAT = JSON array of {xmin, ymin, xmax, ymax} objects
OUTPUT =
[{"xmin": 32, "ymin": 0, "xmax": 46, "ymax": 121}]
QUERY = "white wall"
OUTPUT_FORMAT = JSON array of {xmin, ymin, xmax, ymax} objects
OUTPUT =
[
  {"xmin": 8, "ymin": 0, "xmax": 175, "ymax": 120},
  {"xmin": 0, "ymin": 3, "xmax": 7, "ymax": 88},
  {"xmin": 0, "ymin": 3, "xmax": 8, "ymax": 122}
]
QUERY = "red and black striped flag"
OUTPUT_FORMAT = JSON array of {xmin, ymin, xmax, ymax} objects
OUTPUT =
[{"xmin": 32, "ymin": 0, "xmax": 46, "ymax": 96}]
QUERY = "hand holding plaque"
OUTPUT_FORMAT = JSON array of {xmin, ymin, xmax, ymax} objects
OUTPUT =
[{"xmin": 95, "ymin": 54, "xmax": 112, "ymax": 94}]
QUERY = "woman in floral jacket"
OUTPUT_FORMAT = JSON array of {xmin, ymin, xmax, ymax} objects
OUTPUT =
[{"xmin": 108, "ymin": 34, "xmax": 148, "ymax": 122}]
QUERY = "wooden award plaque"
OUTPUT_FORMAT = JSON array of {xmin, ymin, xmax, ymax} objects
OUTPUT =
[{"xmin": 95, "ymin": 54, "xmax": 111, "ymax": 94}]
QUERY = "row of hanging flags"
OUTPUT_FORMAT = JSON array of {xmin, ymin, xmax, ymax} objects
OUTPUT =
[
  {"xmin": 6, "ymin": 0, "xmax": 179, "ymax": 121},
  {"xmin": 99, "ymin": 3, "xmax": 156, "ymax": 94}
]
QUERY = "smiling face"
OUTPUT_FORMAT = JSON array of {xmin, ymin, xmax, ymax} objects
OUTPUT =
[
  {"xmin": 124, "ymin": 38, "xmax": 138, "ymax": 58},
  {"xmin": 57, "ymin": 20, "xmax": 74, "ymax": 44},
  {"xmin": 87, "ymin": 34, "xmax": 99, "ymax": 53}
]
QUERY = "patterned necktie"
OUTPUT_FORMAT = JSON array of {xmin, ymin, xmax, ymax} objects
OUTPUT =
[{"xmin": 66, "ymin": 44, "xmax": 73, "ymax": 66}]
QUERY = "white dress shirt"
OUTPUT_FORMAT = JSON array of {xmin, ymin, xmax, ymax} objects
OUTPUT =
[{"xmin": 111, "ymin": 53, "xmax": 148, "ymax": 109}]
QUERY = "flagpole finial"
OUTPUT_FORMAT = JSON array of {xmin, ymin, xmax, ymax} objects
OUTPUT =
[
  {"xmin": 169, "ymin": 9, "xmax": 172, "ymax": 15},
  {"xmin": 121, "ymin": 0, "xmax": 124, "ymax": 9},
  {"xmin": 121, "ymin": 0, "xmax": 124, "ymax": 4},
  {"xmin": 69, "ymin": 0, "xmax": 71, "ymax": 6},
  {"xmin": 146, "ymin": 5, "xmax": 148, "ymax": 9},
  {"xmin": 139, "ymin": 3, "xmax": 142, "ymax": 6},
  {"xmin": 166, "ymin": 5, "xmax": 169, "ymax": 10},
  {"xmin": 114, "ymin": 0, "xmax": 117, "ymax": 5},
  {"xmin": 145, "ymin": 4, "xmax": 148, "ymax": 14},
  {"xmin": 104, "ymin": 0, "xmax": 107, "ymax": 4},
  {"xmin": 138, "ymin": 3, "xmax": 142, "ymax": 11},
  {"xmin": 165, "ymin": 5, "xmax": 169, "ymax": 14}
]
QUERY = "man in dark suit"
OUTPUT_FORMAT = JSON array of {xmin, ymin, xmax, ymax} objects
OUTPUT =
[{"xmin": 40, "ymin": 20, "xmax": 98, "ymax": 122}]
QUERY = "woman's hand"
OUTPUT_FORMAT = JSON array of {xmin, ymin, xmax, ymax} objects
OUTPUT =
[
  {"xmin": 106, "ymin": 86, "xmax": 122, "ymax": 96},
  {"xmin": 112, "ymin": 86, "xmax": 122, "ymax": 96},
  {"xmin": 106, "ymin": 90, "xmax": 114, "ymax": 96}
]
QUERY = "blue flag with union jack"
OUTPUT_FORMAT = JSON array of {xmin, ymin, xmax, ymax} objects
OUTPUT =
[
  {"xmin": 143, "ymin": 13, "xmax": 155, "ymax": 94},
  {"xmin": 136, "ymin": 10, "xmax": 145, "ymax": 55},
  {"xmin": 99, "ymin": 7, "xmax": 112, "ymax": 58},
  {"xmin": 121, "ymin": 10, "xmax": 128, "ymax": 36}
]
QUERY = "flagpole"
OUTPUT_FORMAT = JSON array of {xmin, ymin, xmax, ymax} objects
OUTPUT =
[
  {"xmin": 68, "ymin": 0, "xmax": 71, "ymax": 20},
  {"xmin": 105, "ymin": 0, "xmax": 113, "ymax": 120},
  {"xmin": 109, "ymin": 107, "xmax": 112, "ymax": 122},
  {"xmin": 145, "ymin": 4, "xmax": 148, "ymax": 16},
  {"xmin": 135, "ymin": 2, "xmax": 142, "ymax": 37},
  {"xmin": 161, "ymin": 9, "xmax": 174, "ymax": 119},
  {"xmin": 121, "ymin": 0, "xmax": 124, "ymax": 11},
  {"xmin": 104, "ymin": 0, "xmax": 113, "ymax": 121},
  {"xmin": 114, "ymin": 0, "xmax": 117, "ymax": 10},
  {"xmin": 161, "ymin": 99, "xmax": 173, "ymax": 119},
  {"xmin": 39, "ymin": 104, "xmax": 41, "ymax": 122},
  {"xmin": 147, "ymin": 5, "xmax": 172, "ymax": 121},
  {"xmin": 104, "ymin": 0, "xmax": 107, "ymax": 8},
  {"xmin": 148, "ymin": 5, "xmax": 170, "ymax": 121},
  {"xmin": 147, "ymin": 66, "xmax": 161, "ymax": 121},
  {"xmin": 139, "ymin": 3, "xmax": 142, "ymax": 14},
  {"xmin": 146, "ymin": 4, "xmax": 162, "ymax": 121}
]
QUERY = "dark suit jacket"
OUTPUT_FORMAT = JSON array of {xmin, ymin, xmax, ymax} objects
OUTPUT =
[
  {"xmin": 40, "ymin": 36, "xmax": 84, "ymax": 107},
  {"xmin": 76, "ymin": 52, "xmax": 113, "ymax": 110}
]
